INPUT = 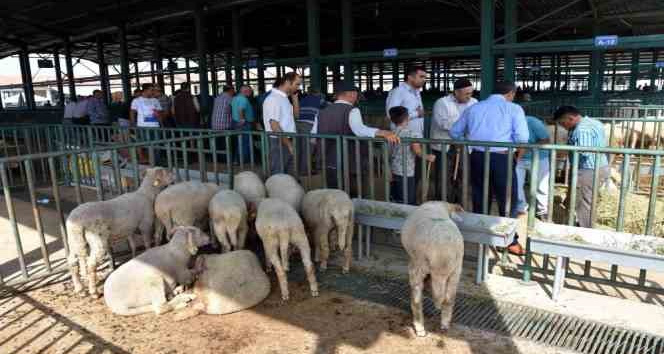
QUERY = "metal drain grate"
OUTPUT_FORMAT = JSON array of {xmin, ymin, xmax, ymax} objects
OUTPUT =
[{"xmin": 290, "ymin": 268, "xmax": 664, "ymax": 354}]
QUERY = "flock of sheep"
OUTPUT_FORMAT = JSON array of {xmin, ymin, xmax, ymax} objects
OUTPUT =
[{"xmin": 63, "ymin": 167, "xmax": 466, "ymax": 336}]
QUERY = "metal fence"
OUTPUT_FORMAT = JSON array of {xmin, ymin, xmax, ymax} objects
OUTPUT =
[{"xmin": 0, "ymin": 127, "xmax": 663, "ymax": 294}]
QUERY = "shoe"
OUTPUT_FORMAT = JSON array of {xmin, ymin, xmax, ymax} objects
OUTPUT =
[
  {"xmin": 507, "ymin": 243, "xmax": 525, "ymax": 256},
  {"xmin": 536, "ymin": 214, "xmax": 548, "ymax": 221}
]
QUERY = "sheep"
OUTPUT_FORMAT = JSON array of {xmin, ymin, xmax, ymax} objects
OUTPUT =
[
  {"xmin": 209, "ymin": 190, "xmax": 249, "ymax": 251},
  {"xmin": 265, "ymin": 174, "xmax": 304, "ymax": 213},
  {"xmin": 401, "ymin": 201, "xmax": 465, "ymax": 337},
  {"xmin": 154, "ymin": 181, "xmax": 222, "ymax": 245},
  {"xmin": 103, "ymin": 226, "xmax": 210, "ymax": 316},
  {"xmin": 233, "ymin": 171, "xmax": 266, "ymax": 218},
  {"xmin": 66, "ymin": 167, "xmax": 175, "ymax": 297},
  {"xmin": 173, "ymin": 250, "xmax": 271, "ymax": 321},
  {"xmin": 301, "ymin": 189, "xmax": 354, "ymax": 273},
  {"xmin": 255, "ymin": 198, "xmax": 318, "ymax": 301}
]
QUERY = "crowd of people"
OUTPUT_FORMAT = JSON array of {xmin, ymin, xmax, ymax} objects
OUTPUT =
[{"xmin": 61, "ymin": 66, "xmax": 609, "ymax": 254}]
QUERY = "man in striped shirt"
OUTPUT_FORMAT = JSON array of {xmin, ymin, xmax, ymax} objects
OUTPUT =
[
  {"xmin": 554, "ymin": 106, "xmax": 609, "ymax": 228},
  {"xmin": 211, "ymin": 85, "xmax": 235, "ymax": 130}
]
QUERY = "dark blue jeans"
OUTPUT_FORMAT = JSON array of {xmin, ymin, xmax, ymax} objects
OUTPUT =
[
  {"xmin": 469, "ymin": 152, "xmax": 519, "ymax": 217},
  {"xmin": 391, "ymin": 175, "xmax": 416, "ymax": 205},
  {"xmin": 232, "ymin": 120, "xmax": 252, "ymax": 164}
]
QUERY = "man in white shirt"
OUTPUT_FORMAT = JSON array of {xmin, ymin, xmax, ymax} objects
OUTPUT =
[
  {"xmin": 430, "ymin": 78, "xmax": 477, "ymax": 201},
  {"xmin": 63, "ymin": 98, "xmax": 76, "ymax": 124},
  {"xmin": 72, "ymin": 96, "xmax": 90, "ymax": 125},
  {"xmin": 130, "ymin": 83, "xmax": 164, "ymax": 163},
  {"xmin": 385, "ymin": 65, "xmax": 427, "ymax": 136},
  {"xmin": 313, "ymin": 81, "xmax": 398, "ymax": 191},
  {"xmin": 262, "ymin": 72, "xmax": 301, "ymax": 175}
]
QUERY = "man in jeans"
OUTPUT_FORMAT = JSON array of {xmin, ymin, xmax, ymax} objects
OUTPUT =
[
  {"xmin": 514, "ymin": 115, "xmax": 551, "ymax": 220},
  {"xmin": 554, "ymin": 106, "xmax": 609, "ymax": 228},
  {"xmin": 231, "ymin": 85, "xmax": 255, "ymax": 164},
  {"xmin": 263, "ymin": 73, "xmax": 301, "ymax": 175}
]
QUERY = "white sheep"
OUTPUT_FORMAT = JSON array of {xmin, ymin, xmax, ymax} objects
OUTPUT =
[
  {"xmin": 209, "ymin": 190, "xmax": 249, "ymax": 251},
  {"xmin": 66, "ymin": 167, "xmax": 176, "ymax": 297},
  {"xmin": 154, "ymin": 181, "xmax": 222, "ymax": 245},
  {"xmin": 233, "ymin": 171, "xmax": 266, "ymax": 218},
  {"xmin": 401, "ymin": 201, "xmax": 464, "ymax": 337},
  {"xmin": 255, "ymin": 198, "xmax": 318, "ymax": 301},
  {"xmin": 301, "ymin": 189, "xmax": 354, "ymax": 273},
  {"xmin": 173, "ymin": 250, "xmax": 271, "ymax": 321},
  {"xmin": 265, "ymin": 174, "xmax": 304, "ymax": 213},
  {"xmin": 103, "ymin": 226, "xmax": 210, "ymax": 316}
]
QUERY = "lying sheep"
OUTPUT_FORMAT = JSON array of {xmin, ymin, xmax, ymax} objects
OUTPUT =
[
  {"xmin": 209, "ymin": 190, "xmax": 249, "ymax": 251},
  {"xmin": 233, "ymin": 171, "xmax": 266, "ymax": 218},
  {"xmin": 265, "ymin": 174, "xmax": 304, "ymax": 213},
  {"xmin": 255, "ymin": 198, "xmax": 318, "ymax": 301},
  {"xmin": 173, "ymin": 250, "xmax": 271, "ymax": 321},
  {"xmin": 154, "ymin": 181, "xmax": 222, "ymax": 245},
  {"xmin": 301, "ymin": 189, "xmax": 354, "ymax": 273},
  {"xmin": 104, "ymin": 226, "xmax": 210, "ymax": 316},
  {"xmin": 401, "ymin": 201, "xmax": 464, "ymax": 337},
  {"xmin": 66, "ymin": 167, "xmax": 175, "ymax": 297}
]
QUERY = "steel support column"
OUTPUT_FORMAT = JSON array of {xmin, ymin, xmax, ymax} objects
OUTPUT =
[
  {"xmin": 480, "ymin": 0, "xmax": 495, "ymax": 98},
  {"xmin": 150, "ymin": 61, "xmax": 156, "ymax": 84},
  {"xmin": 168, "ymin": 59, "xmax": 176, "ymax": 95},
  {"xmin": 504, "ymin": 0, "xmax": 516, "ymax": 83},
  {"xmin": 210, "ymin": 54, "xmax": 219, "ymax": 95},
  {"xmin": 257, "ymin": 54, "xmax": 265, "ymax": 93},
  {"xmin": 225, "ymin": 53, "xmax": 233, "ymax": 86},
  {"xmin": 590, "ymin": 50, "xmax": 603, "ymax": 101},
  {"xmin": 611, "ymin": 53, "xmax": 617, "ymax": 91},
  {"xmin": 194, "ymin": 5, "xmax": 210, "ymax": 116},
  {"xmin": 379, "ymin": 62, "xmax": 384, "ymax": 91},
  {"xmin": 341, "ymin": 0, "xmax": 353, "ymax": 85},
  {"xmin": 134, "ymin": 61, "xmax": 141, "ymax": 88},
  {"xmin": 96, "ymin": 36, "xmax": 110, "ymax": 104},
  {"xmin": 64, "ymin": 39, "xmax": 76, "ymax": 98},
  {"xmin": 118, "ymin": 25, "xmax": 132, "ymax": 102},
  {"xmin": 19, "ymin": 50, "xmax": 36, "ymax": 109},
  {"xmin": 650, "ymin": 51, "xmax": 659, "ymax": 90},
  {"xmin": 392, "ymin": 60, "xmax": 399, "ymax": 88},
  {"xmin": 53, "ymin": 48, "xmax": 64, "ymax": 107},
  {"xmin": 154, "ymin": 26, "xmax": 165, "ymax": 90},
  {"xmin": 185, "ymin": 58, "xmax": 191, "ymax": 84},
  {"xmin": 307, "ymin": 0, "xmax": 321, "ymax": 91},
  {"xmin": 629, "ymin": 50, "xmax": 639, "ymax": 90},
  {"xmin": 232, "ymin": 8, "xmax": 243, "ymax": 90}
]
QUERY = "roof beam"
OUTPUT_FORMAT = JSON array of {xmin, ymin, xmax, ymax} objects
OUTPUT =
[{"xmin": 494, "ymin": 0, "xmax": 585, "ymax": 43}]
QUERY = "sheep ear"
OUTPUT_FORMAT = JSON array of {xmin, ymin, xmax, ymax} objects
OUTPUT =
[{"xmin": 187, "ymin": 230, "xmax": 198, "ymax": 255}]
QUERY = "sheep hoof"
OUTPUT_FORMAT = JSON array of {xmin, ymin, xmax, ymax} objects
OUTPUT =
[
  {"xmin": 440, "ymin": 324, "xmax": 450, "ymax": 333},
  {"xmin": 311, "ymin": 290, "xmax": 319, "ymax": 297},
  {"xmin": 281, "ymin": 295, "xmax": 290, "ymax": 302},
  {"xmin": 341, "ymin": 268, "xmax": 349, "ymax": 274},
  {"xmin": 414, "ymin": 328, "xmax": 427, "ymax": 337}
]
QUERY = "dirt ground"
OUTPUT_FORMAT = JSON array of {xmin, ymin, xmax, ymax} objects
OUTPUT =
[{"xmin": 0, "ymin": 271, "xmax": 576, "ymax": 354}]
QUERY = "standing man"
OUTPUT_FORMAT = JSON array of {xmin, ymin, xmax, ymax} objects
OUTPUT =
[
  {"xmin": 172, "ymin": 82, "xmax": 201, "ymax": 129},
  {"xmin": 553, "ymin": 106, "xmax": 609, "ymax": 228},
  {"xmin": 211, "ymin": 85, "xmax": 235, "ymax": 131},
  {"xmin": 231, "ymin": 85, "xmax": 256, "ymax": 164},
  {"xmin": 154, "ymin": 85, "xmax": 174, "ymax": 128},
  {"xmin": 313, "ymin": 81, "xmax": 399, "ymax": 191},
  {"xmin": 130, "ymin": 83, "xmax": 164, "ymax": 163},
  {"xmin": 430, "ymin": 78, "xmax": 477, "ymax": 202},
  {"xmin": 297, "ymin": 87, "xmax": 327, "ymax": 173},
  {"xmin": 450, "ymin": 81, "xmax": 529, "ymax": 254},
  {"xmin": 514, "ymin": 115, "xmax": 551, "ymax": 220},
  {"xmin": 386, "ymin": 65, "xmax": 427, "ymax": 136},
  {"xmin": 263, "ymin": 72, "xmax": 301, "ymax": 175},
  {"xmin": 87, "ymin": 90, "xmax": 110, "ymax": 126},
  {"xmin": 72, "ymin": 95, "xmax": 90, "ymax": 125}
]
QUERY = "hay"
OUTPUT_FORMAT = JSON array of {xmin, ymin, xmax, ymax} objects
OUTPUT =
[{"xmin": 595, "ymin": 189, "xmax": 664, "ymax": 237}]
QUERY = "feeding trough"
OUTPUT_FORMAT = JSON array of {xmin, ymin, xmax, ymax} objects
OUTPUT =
[{"xmin": 352, "ymin": 199, "xmax": 519, "ymax": 284}]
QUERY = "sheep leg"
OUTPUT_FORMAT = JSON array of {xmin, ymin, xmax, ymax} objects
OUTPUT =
[
  {"xmin": 314, "ymin": 225, "xmax": 330, "ymax": 271},
  {"xmin": 213, "ymin": 222, "xmax": 231, "ymax": 253},
  {"xmin": 440, "ymin": 267, "xmax": 461, "ymax": 332},
  {"xmin": 67, "ymin": 254, "xmax": 85, "ymax": 295},
  {"xmin": 86, "ymin": 235, "xmax": 109, "ymax": 298},
  {"xmin": 279, "ymin": 233, "xmax": 291, "ymax": 273},
  {"xmin": 343, "ymin": 244, "xmax": 353, "ymax": 274},
  {"xmin": 238, "ymin": 220, "xmax": 248, "ymax": 250},
  {"xmin": 153, "ymin": 217, "xmax": 165, "ymax": 246},
  {"xmin": 293, "ymin": 234, "xmax": 319, "ymax": 298},
  {"xmin": 266, "ymin": 244, "xmax": 289, "ymax": 301},
  {"xmin": 138, "ymin": 219, "xmax": 154, "ymax": 251},
  {"xmin": 408, "ymin": 261, "xmax": 428, "ymax": 337},
  {"xmin": 127, "ymin": 235, "xmax": 137, "ymax": 258},
  {"xmin": 227, "ymin": 224, "xmax": 239, "ymax": 251}
]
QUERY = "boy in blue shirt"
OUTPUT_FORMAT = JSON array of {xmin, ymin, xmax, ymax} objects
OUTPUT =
[{"xmin": 515, "ymin": 116, "xmax": 551, "ymax": 219}]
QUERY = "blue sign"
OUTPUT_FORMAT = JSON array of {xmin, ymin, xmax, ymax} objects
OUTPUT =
[
  {"xmin": 656, "ymin": 62, "xmax": 664, "ymax": 69},
  {"xmin": 594, "ymin": 35, "xmax": 618, "ymax": 47},
  {"xmin": 383, "ymin": 48, "xmax": 398, "ymax": 58},
  {"xmin": 247, "ymin": 59, "xmax": 257, "ymax": 68}
]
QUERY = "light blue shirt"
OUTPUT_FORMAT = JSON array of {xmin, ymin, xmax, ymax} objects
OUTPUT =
[
  {"xmin": 568, "ymin": 116, "xmax": 608, "ymax": 170},
  {"xmin": 231, "ymin": 94, "xmax": 254, "ymax": 123},
  {"xmin": 522, "ymin": 116, "xmax": 550, "ymax": 162},
  {"xmin": 450, "ymin": 94, "xmax": 529, "ymax": 152},
  {"xmin": 386, "ymin": 83, "xmax": 424, "ymax": 120}
]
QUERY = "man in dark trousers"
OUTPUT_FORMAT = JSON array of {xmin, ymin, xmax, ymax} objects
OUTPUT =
[{"xmin": 312, "ymin": 81, "xmax": 398, "ymax": 194}]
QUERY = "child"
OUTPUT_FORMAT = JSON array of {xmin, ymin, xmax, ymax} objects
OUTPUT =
[{"xmin": 389, "ymin": 106, "xmax": 436, "ymax": 205}]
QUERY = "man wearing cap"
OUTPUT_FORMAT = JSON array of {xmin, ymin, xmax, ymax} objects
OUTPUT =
[
  {"xmin": 430, "ymin": 78, "xmax": 477, "ymax": 202},
  {"xmin": 312, "ymin": 81, "xmax": 399, "ymax": 192}
]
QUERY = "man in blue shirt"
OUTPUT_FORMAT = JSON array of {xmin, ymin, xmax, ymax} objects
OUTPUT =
[
  {"xmin": 231, "ymin": 85, "xmax": 255, "ymax": 164},
  {"xmin": 450, "ymin": 81, "xmax": 529, "ymax": 254},
  {"xmin": 515, "ymin": 116, "xmax": 551, "ymax": 219},
  {"xmin": 554, "ymin": 106, "xmax": 609, "ymax": 228}
]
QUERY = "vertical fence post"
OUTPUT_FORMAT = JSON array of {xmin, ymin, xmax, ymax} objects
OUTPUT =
[{"xmin": 1, "ymin": 163, "xmax": 29, "ymax": 280}]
